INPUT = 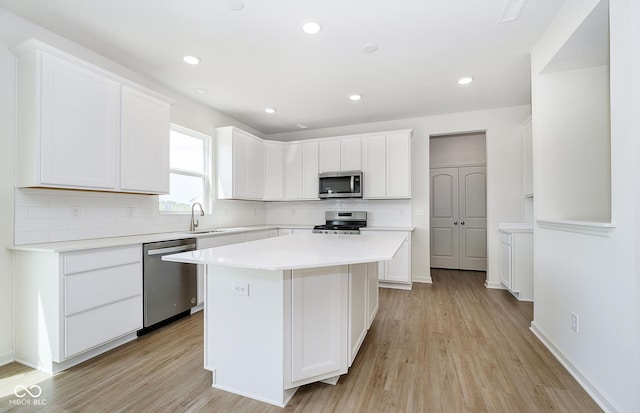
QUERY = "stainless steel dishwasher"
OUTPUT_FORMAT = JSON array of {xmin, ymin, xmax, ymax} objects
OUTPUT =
[{"xmin": 140, "ymin": 238, "xmax": 197, "ymax": 334}]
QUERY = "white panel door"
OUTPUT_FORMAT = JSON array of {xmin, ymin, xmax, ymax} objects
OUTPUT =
[
  {"xmin": 362, "ymin": 135, "xmax": 386, "ymax": 198},
  {"xmin": 301, "ymin": 141, "xmax": 319, "ymax": 199},
  {"xmin": 40, "ymin": 52, "xmax": 119, "ymax": 189},
  {"xmin": 284, "ymin": 143, "xmax": 302, "ymax": 199},
  {"xmin": 264, "ymin": 142, "xmax": 284, "ymax": 200},
  {"xmin": 318, "ymin": 139, "xmax": 341, "ymax": 173},
  {"xmin": 291, "ymin": 266, "xmax": 347, "ymax": 382},
  {"xmin": 340, "ymin": 137, "xmax": 362, "ymax": 171},
  {"xmin": 386, "ymin": 132, "xmax": 411, "ymax": 198},
  {"xmin": 430, "ymin": 168, "xmax": 459, "ymax": 269},
  {"xmin": 430, "ymin": 166, "xmax": 486, "ymax": 270},
  {"xmin": 459, "ymin": 166, "xmax": 487, "ymax": 271},
  {"xmin": 120, "ymin": 86, "xmax": 170, "ymax": 193}
]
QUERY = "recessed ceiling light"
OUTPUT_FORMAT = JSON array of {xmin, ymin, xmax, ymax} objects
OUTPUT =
[
  {"xmin": 194, "ymin": 88, "xmax": 209, "ymax": 95},
  {"xmin": 458, "ymin": 77, "xmax": 474, "ymax": 85},
  {"xmin": 183, "ymin": 55, "xmax": 200, "ymax": 65},
  {"xmin": 296, "ymin": 123, "xmax": 309, "ymax": 129},
  {"xmin": 228, "ymin": 0, "xmax": 244, "ymax": 11},
  {"xmin": 302, "ymin": 21, "xmax": 322, "ymax": 35},
  {"xmin": 499, "ymin": 0, "xmax": 527, "ymax": 23},
  {"xmin": 363, "ymin": 44, "xmax": 378, "ymax": 54},
  {"xmin": 349, "ymin": 94, "xmax": 362, "ymax": 101},
  {"xmin": 265, "ymin": 107, "xmax": 277, "ymax": 114}
]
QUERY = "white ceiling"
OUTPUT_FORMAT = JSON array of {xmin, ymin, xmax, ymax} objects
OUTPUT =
[{"xmin": 0, "ymin": 0, "xmax": 564, "ymax": 134}]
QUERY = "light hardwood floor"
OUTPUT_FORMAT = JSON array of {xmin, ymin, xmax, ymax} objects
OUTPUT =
[{"xmin": 0, "ymin": 269, "xmax": 601, "ymax": 412}]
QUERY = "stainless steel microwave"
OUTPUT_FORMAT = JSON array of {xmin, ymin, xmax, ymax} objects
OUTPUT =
[{"xmin": 318, "ymin": 171, "xmax": 363, "ymax": 199}]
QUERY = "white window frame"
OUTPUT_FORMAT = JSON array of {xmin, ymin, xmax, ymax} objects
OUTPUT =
[{"xmin": 160, "ymin": 124, "xmax": 211, "ymax": 214}]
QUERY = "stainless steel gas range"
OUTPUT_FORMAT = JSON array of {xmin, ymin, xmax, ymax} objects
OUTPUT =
[{"xmin": 312, "ymin": 211, "xmax": 367, "ymax": 235}]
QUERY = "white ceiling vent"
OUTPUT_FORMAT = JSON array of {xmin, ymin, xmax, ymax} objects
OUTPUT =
[{"xmin": 499, "ymin": 0, "xmax": 527, "ymax": 23}]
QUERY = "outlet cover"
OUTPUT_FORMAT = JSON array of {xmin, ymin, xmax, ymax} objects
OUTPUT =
[
  {"xmin": 232, "ymin": 282, "xmax": 249, "ymax": 297},
  {"xmin": 571, "ymin": 312, "xmax": 579, "ymax": 333}
]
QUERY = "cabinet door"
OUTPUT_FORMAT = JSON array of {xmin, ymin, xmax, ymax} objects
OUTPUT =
[
  {"xmin": 340, "ymin": 137, "xmax": 362, "ymax": 171},
  {"xmin": 366, "ymin": 262, "xmax": 379, "ymax": 328},
  {"xmin": 284, "ymin": 143, "xmax": 302, "ymax": 199},
  {"xmin": 362, "ymin": 135, "xmax": 386, "ymax": 198},
  {"xmin": 120, "ymin": 86, "xmax": 170, "ymax": 193},
  {"xmin": 247, "ymin": 137, "xmax": 264, "ymax": 199},
  {"xmin": 291, "ymin": 266, "xmax": 348, "ymax": 382},
  {"xmin": 348, "ymin": 264, "xmax": 367, "ymax": 367},
  {"xmin": 385, "ymin": 239, "xmax": 411, "ymax": 283},
  {"xmin": 40, "ymin": 52, "xmax": 119, "ymax": 189},
  {"xmin": 386, "ymin": 132, "xmax": 411, "ymax": 198},
  {"xmin": 264, "ymin": 142, "xmax": 284, "ymax": 200},
  {"xmin": 500, "ymin": 242, "xmax": 512, "ymax": 290},
  {"xmin": 318, "ymin": 139, "xmax": 341, "ymax": 173},
  {"xmin": 232, "ymin": 130, "xmax": 250, "ymax": 199},
  {"xmin": 302, "ymin": 141, "xmax": 319, "ymax": 199}
]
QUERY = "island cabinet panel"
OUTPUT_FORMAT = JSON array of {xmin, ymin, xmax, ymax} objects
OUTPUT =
[
  {"xmin": 13, "ymin": 40, "xmax": 172, "ymax": 194},
  {"xmin": 290, "ymin": 266, "xmax": 348, "ymax": 383},
  {"xmin": 14, "ymin": 245, "xmax": 142, "ymax": 374},
  {"xmin": 348, "ymin": 263, "xmax": 367, "ymax": 367},
  {"xmin": 366, "ymin": 261, "xmax": 379, "ymax": 327}
]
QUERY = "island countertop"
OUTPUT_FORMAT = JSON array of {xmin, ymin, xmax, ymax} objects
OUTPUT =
[{"xmin": 163, "ymin": 232, "xmax": 407, "ymax": 271}]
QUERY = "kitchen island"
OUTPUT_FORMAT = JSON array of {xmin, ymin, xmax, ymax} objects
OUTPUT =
[{"xmin": 163, "ymin": 232, "xmax": 406, "ymax": 407}]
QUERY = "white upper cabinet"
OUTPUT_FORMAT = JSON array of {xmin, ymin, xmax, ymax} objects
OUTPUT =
[
  {"xmin": 319, "ymin": 139, "xmax": 341, "ymax": 173},
  {"xmin": 362, "ymin": 130, "xmax": 412, "ymax": 199},
  {"xmin": 13, "ymin": 40, "xmax": 173, "ymax": 194},
  {"xmin": 264, "ymin": 141, "xmax": 284, "ymax": 200},
  {"xmin": 284, "ymin": 141, "xmax": 319, "ymax": 200},
  {"xmin": 319, "ymin": 136, "xmax": 362, "ymax": 173},
  {"xmin": 120, "ymin": 86, "xmax": 170, "ymax": 193},
  {"xmin": 216, "ymin": 126, "xmax": 264, "ymax": 200}
]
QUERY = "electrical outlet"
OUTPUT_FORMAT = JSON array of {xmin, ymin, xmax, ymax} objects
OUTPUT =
[
  {"xmin": 232, "ymin": 282, "xmax": 249, "ymax": 297},
  {"xmin": 571, "ymin": 312, "xmax": 579, "ymax": 333},
  {"xmin": 71, "ymin": 207, "xmax": 81, "ymax": 219},
  {"xmin": 127, "ymin": 207, "xmax": 135, "ymax": 217}
]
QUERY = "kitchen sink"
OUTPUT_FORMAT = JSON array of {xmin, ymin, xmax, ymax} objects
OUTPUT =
[{"xmin": 187, "ymin": 229, "xmax": 228, "ymax": 234}]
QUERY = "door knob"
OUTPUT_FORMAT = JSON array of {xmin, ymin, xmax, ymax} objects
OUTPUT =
[
  {"xmin": 461, "ymin": 221, "xmax": 465, "ymax": 225},
  {"xmin": 453, "ymin": 221, "xmax": 458, "ymax": 225}
]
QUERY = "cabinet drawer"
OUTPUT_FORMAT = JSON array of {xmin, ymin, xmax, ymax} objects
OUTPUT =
[
  {"xmin": 65, "ymin": 262, "xmax": 142, "ymax": 316},
  {"xmin": 65, "ymin": 295, "xmax": 142, "ymax": 358},
  {"xmin": 499, "ymin": 232, "xmax": 512, "ymax": 245},
  {"xmin": 63, "ymin": 245, "xmax": 141, "ymax": 275}
]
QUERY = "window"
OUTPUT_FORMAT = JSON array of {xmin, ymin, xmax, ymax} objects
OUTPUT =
[{"xmin": 159, "ymin": 125, "xmax": 209, "ymax": 213}]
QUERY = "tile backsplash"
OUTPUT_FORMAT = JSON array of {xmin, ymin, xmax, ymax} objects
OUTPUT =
[{"xmin": 13, "ymin": 188, "xmax": 266, "ymax": 245}]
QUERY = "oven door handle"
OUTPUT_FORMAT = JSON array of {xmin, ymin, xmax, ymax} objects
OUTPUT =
[
  {"xmin": 147, "ymin": 245, "xmax": 195, "ymax": 256},
  {"xmin": 350, "ymin": 176, "xmax": 355, "ymax": 193}
]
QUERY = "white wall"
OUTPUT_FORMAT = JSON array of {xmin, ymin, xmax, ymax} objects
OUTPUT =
[
  {"xmin": 530, "ymin": 0, "xmax": 639, "ymax": 411},
  {"xmin": 0, "ymin": 38, "xmax": 16, "ymax": 366},
  {"xmin": 429, "ymin": 132, "xmax": 486, "ymax": 168},
  {"xmin": 267, "ymin": 106, "xmax": 530, "ymax": 287},
  {"xmin": 0, "ymin": 8, "xmax": 266, "ymax": 365}
]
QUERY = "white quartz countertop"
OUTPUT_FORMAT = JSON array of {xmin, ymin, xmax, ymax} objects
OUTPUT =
[{"xmin": 163, "ymin": 233, "xmax": 407, "ymax": 271}]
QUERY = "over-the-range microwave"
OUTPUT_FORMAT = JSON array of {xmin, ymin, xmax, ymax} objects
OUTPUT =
[{"xmin": 318, "ymin": 171, "xmax": 363, "ymax": 199}]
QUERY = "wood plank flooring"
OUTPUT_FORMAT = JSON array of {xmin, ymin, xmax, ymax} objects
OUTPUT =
[{"xmin": 0, "ymin": 269, "xmax": 601, "ymax": 412}]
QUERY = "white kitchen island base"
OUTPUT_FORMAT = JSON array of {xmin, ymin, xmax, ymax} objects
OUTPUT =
[{"xmin": 164, "ymin": 233, "xmax": 405, "ymax": 407}]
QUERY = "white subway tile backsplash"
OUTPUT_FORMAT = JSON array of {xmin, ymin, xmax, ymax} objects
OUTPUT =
[
  {"xmin": 14, "ymin": 231, "xmax": 51, "ymax": 245},
  {"xmin": 15, "ymin": 218, "xmax": 68, "ymax": 232},
  {"xmin": 50, "ymin": 228, "xmax": 103, "ymax": 242}
]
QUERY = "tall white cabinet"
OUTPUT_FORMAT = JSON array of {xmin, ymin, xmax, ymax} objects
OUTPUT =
[
  {"xmin": 13, "ymin": 40, "xmax": 172, "ymax": 194},
  {"xmin": 216, "ymin": 126, "xmax": 264, "ymax": 200}
]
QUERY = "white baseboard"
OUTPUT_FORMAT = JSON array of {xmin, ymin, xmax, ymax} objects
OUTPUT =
[
  {"xmin": 484, "ymin": 280, "xmax": 505, "ymax": 289},
  {"xmin": 412, "ymin": 274, "xmax": 433, "ymax": 284},
  {"xmin": 0, "ymin": 350, "xmax": 14, "ymax": 367},
  {"xmin": 379, "ymin": 281, "xmax": 412, "ymax": 290},
  {"xmin": 529, "ymin": 322, "xmax": 617, "ymax": 413}
]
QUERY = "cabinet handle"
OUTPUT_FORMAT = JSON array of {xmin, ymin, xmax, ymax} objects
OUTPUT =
[{"xmin": 453, "ymin": 221, "xmax": 458, "ymax": 225}]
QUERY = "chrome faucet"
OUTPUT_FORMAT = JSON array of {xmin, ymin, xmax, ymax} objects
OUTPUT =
[{"xmin": 190, "ymin": 202, "xmax": 205, "ymax": 232}]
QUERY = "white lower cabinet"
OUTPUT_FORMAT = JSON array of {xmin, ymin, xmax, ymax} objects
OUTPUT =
[
  {"xmin": 499, "ymin": 229, "xmax": 533, "ymax": 301},
  {"xmin": 14, "ymin": 245, "xmax": 143, "ymax": 373},
  {"xmin": 362, "ymin": 230, "xmax": 412, "ymax": 289},
  {"xmin": 285, "ymin": 263, "xmax": 376, "ymax": 389}
]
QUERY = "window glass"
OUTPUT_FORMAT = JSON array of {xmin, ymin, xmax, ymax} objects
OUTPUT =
[{"xmin": 160, "ymin": 125, "xmax": 209, "ymax": 213}]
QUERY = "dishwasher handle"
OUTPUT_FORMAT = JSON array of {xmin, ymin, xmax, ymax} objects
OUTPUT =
[{"xmin": 147, "ymin": 245, "xmax": 195, "ymax": 256}]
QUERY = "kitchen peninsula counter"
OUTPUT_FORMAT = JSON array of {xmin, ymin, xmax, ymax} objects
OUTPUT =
[{"xmin": 163, "ymin": 232, "xmax": 406, "ymax": 407}]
